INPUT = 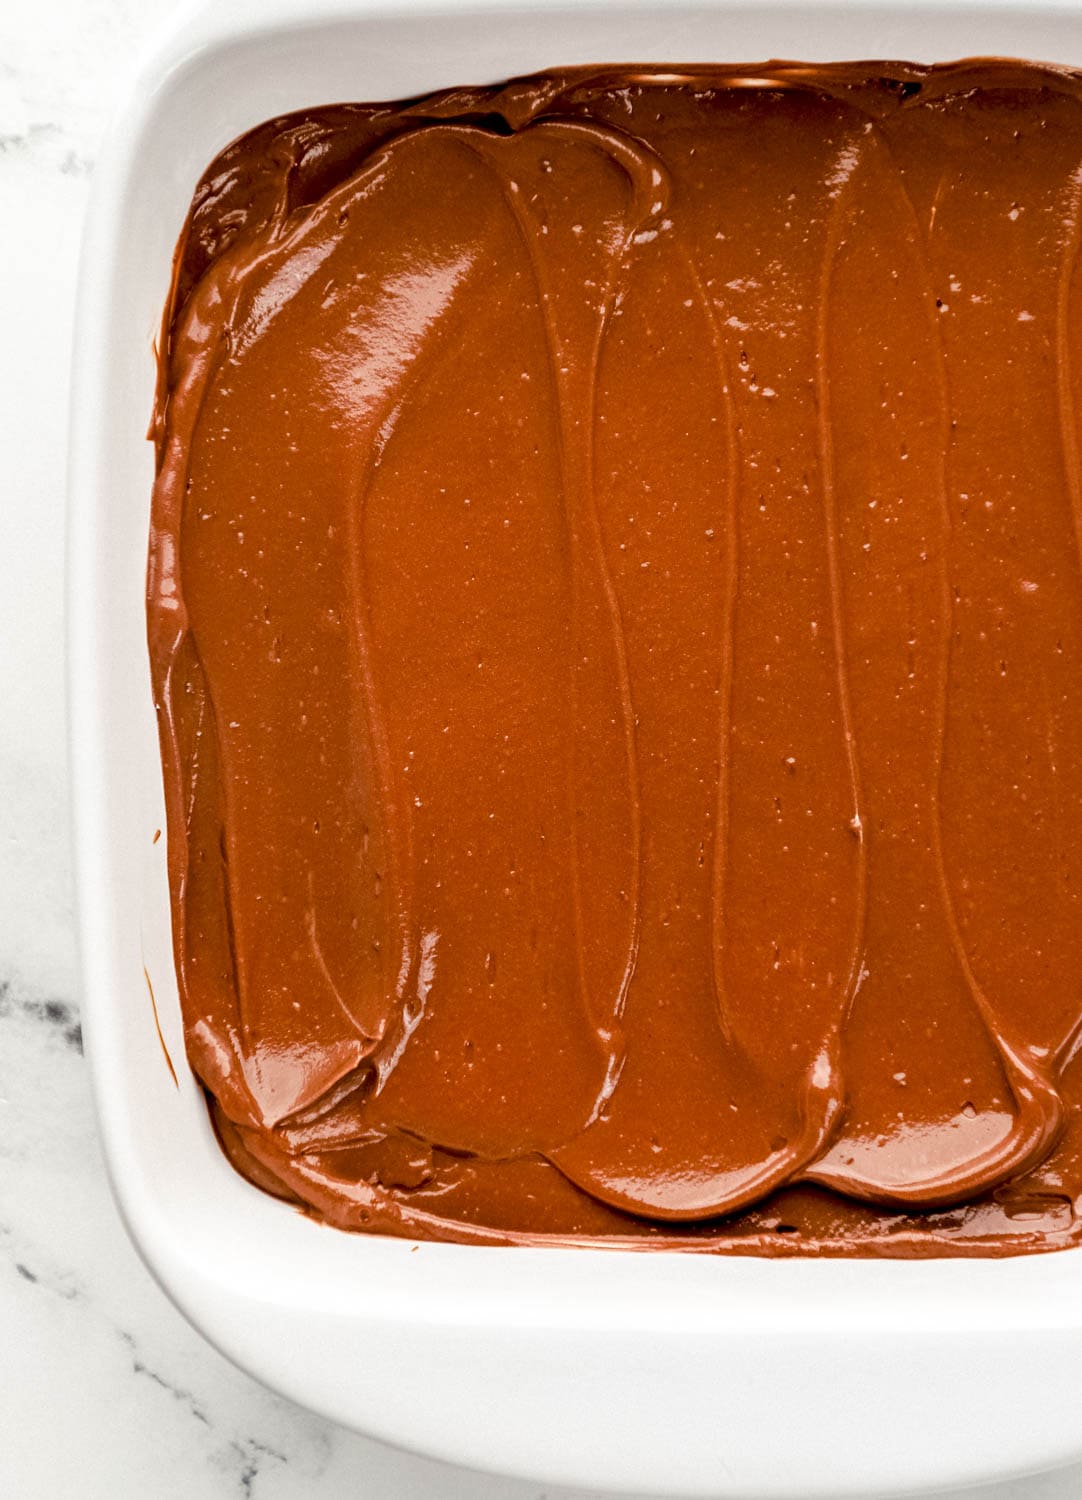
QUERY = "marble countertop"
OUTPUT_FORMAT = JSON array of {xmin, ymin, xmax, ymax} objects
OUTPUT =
[{"xmin": 4, "ymin": 1, "xmax": 1082, "ymax": 1495}]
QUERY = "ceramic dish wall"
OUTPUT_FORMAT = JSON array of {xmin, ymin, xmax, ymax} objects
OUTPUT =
[{"xmin": 69, "ymin": 2, "xmax": 1082, "ymax": 1493}]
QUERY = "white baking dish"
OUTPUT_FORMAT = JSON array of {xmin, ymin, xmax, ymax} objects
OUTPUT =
[{"xmin": 68, "ymin": 0, "xmax": 1082, "ymax": 1493}]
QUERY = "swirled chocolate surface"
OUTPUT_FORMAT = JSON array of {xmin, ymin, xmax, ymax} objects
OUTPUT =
[{"xmin": 150, "ymin": 61, "xmax": 1082, "ymax": 1254}]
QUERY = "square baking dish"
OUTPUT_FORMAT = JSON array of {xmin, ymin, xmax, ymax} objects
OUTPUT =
[{"xmin": 68, "ymin": 1, "xmax": 1082, "ymax": 1494}]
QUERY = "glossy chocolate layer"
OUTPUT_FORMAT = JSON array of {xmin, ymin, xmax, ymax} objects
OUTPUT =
[{"xmin": 150, "ymin": 61, "xmax": 1082, "ymax": 1254}]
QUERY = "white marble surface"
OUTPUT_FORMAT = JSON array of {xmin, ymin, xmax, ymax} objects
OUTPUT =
[{"xmin": 4, "ymin": 1, "xmax": 1082, "ymax": 1495}]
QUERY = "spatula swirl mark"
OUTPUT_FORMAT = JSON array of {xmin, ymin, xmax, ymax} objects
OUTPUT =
[
  {"xmin": 805, "ymin": 123, "xmax": 1064, "ymax": 1202},
  {"xmin": 457, "ymin": 121, "xmax": 669, "ymax": 1109}
]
